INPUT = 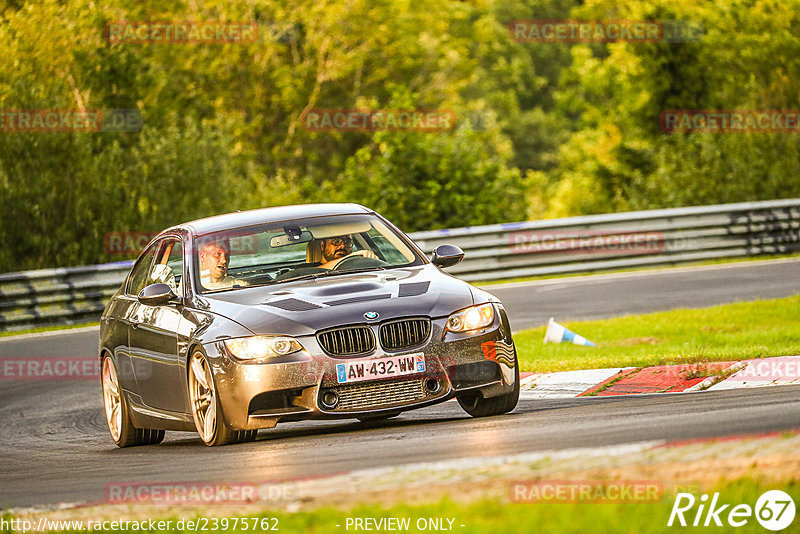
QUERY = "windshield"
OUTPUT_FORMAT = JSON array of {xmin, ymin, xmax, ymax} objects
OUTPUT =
[{"xmin": 192, "ymin": 214, "xmax": 424, "ymax": 293}]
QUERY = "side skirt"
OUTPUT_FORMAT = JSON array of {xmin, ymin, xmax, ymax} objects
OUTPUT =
[{"xmin": 126, "ymin": 392, "xmax": 196, "ymax": 431}]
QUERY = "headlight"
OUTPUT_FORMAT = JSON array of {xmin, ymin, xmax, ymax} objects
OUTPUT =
[
  {"xmin": 224, "ymin": 336, "xmax": 303, "ymax": 360},
  {"xmin": 446, "ymin": 303, "xmax": 495, "ymax": 333}
]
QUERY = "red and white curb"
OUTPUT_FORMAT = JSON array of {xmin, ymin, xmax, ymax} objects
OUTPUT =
[
  {"xmin": 519, "ymin": 355, "xmax": 800, "ymax": 399},
  {"xmin": 519, "ymin": 368, "xmax": 633, "ymax": 398}
]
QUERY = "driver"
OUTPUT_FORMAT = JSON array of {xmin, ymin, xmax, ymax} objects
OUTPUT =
[
  {"xmin": 198, "ymin": 239, "xmax": 248, "ymax": 290},
  {"xmin": 318, "ymin": 235, "xmax": 377, "ymax": 269}
]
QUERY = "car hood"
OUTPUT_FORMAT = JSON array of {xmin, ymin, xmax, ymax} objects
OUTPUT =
[{"xmin": 198, "ymin": 265, "xmax": 481, "ymax": 337}]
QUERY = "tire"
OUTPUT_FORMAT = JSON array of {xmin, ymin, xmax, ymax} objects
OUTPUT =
[
  {"xmin": 101, "ymin": 356, "xmax": 165, "ymax": 447},
  {"xmin": 188, "ymin": 350, "xmax": 256, "ymax": 446},
  {"xmin": 235, "ymin": 430, "xmax": 258, "ymax": 443},
  {"xmin": 457, "ymin": 349, "xmax": 520, "ymax": 418}
]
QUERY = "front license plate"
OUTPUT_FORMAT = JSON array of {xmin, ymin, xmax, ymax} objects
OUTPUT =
[{"xmin": 336, "ymin": 352, "xmax": 426, "ymax": 384}]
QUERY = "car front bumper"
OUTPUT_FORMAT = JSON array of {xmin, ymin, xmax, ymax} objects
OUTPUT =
[{"xmin": 203, "ymin": 307, "xmax": 517, "ymax": 430}]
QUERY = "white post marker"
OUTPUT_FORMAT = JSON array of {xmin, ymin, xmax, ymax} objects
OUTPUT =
[{"xmin": 543, "ymin": 317, "xmax": 596, "ymax": 346}]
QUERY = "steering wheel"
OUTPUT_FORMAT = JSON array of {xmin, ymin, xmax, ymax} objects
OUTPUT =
[{"xmin": 332, "ymin": 255, "xmax": 388, "ymax": 270}]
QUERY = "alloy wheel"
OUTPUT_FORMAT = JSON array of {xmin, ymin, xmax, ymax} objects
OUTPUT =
[
  {"xmin": 189, "ymin": 351, "xmax": 217, "ymax": 444},
  {"xmin": 101, "ymin": 357, "xmax": 122, "ymax": 441}
]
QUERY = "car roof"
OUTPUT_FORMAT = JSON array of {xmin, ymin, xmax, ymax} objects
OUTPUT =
[{"xmin": 174, "ymin": 203, "xmax": 374, "ymax": 235}]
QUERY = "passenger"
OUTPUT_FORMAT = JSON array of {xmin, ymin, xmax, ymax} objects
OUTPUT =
[
  {"xmin": 318, "ymin": 235, "xmax": 377, "ymax": 269},
  {"xmin": 198, "ymin": 239, "xmax": 248, "ymax": 289}
]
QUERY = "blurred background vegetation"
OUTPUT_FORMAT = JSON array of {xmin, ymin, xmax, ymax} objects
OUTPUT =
[{"xmin": 1, "ymin": 0, "xmax": 799, "ymax": 272}]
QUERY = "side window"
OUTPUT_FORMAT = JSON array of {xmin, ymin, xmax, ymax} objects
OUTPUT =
[
  {"xmin": 166, "ymin": 241, "xmax": 183, "ymax": 293},
  {"xmin": 126, "ymin": 246, "xmax": 156, "ymax": 296},
  {"xmin": 148, "ymin": 238, "xmax": 183, "ymax": 294}
]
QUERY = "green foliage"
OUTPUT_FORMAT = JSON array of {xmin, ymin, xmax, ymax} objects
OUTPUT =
[
  {"xmin": 1, "ymin": 0, "xmax": 799, "ymax": 271},
  {"xmin": 538, "ymin": 0, "xmax": 800, "ymax": 217},
  {"xmin": 331, "ymin": 124, "xmax": 526, "ymax": 231},
  {"xmin": 326, "ymin": 88, "xmax": 526, "ymax": 231}
]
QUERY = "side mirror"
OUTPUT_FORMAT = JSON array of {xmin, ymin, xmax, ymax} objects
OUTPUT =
[
  {"xmin": 431, "ymin": 244, "xmax": 465, "ymax": 268},
  {"xmin": 138, "ymin": 283, "xmax": 177, "ymax": 306}
]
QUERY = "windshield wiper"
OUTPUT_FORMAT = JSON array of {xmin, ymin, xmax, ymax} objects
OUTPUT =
[
  {"xmin": 315, "ymin": 266, "xmax": 386, "ymax": 278},
  {"xmin": 260, "ymin": 266, "xmax": 386, "ymax": 285},
  {"xmin": 267, "ymin": 273, "xmax": 320, "ymax": 284}
]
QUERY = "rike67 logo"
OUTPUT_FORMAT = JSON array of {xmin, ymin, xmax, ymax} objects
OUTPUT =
[{"xmin": 668, "ymin": 490, "xmax": 795, "ymax": 531}]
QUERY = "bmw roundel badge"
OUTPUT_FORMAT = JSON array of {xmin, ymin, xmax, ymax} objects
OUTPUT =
[{"xmin": 364, "ymin": 311, "xmax": 379, "ymax": 321}]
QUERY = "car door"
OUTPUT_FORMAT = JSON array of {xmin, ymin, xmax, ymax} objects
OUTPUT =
[
  {"xmin": 110, "ymin": 244, "xmax": 159, "ymax": 396},
  {"xmin": 128, "ymin": 237, "xmax": 187, "ymax": 413}
]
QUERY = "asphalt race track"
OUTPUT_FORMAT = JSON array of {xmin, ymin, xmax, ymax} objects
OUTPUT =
[{"xmin": 1, "ymin": 259, "xmax": 799, "ymax": 509}]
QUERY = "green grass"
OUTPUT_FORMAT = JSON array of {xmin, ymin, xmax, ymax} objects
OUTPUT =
[
  {"xmin": 514, "ymin": 296, "xmax": 800, "ymax": 373},
  {"xmin": 14, "ymin": 479, "xmax": 798, "ymax": 533},
  {"xmin": 291, "ymin": 481, "xmax": 797, "ymax": 534}
]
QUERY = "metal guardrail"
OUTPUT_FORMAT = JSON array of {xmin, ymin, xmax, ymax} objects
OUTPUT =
[
  {"xmin": 413, "ymin": 198, "xmax": 800, "ymax": 281},
  {"xmin": 0, "ymin": 262, "xmax": 134, "ymax": 333},
  {"xmin": 1, "ymin": 199, "xmax": 798, "ymax": 333}
]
